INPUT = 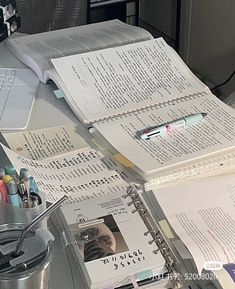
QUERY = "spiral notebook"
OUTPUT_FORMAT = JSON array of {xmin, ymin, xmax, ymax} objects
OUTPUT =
[{"xmin": 91, "ymin": 91, "xmax": 235, "ymax": 185}]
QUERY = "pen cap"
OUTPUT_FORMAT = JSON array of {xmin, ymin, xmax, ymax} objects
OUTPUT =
[
  {"xmin": 4, "ymin": 165, "xmax": 16, "ymax": 177},
  {"xmin": 19, "ymin": 168, "xmax": 30, "ymax": 179},
  {"xmin": 2, "ymin": 175, "xmax": 13, "ymax": 184}
]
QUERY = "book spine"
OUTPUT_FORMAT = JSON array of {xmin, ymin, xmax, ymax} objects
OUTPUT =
[{"xmin": 123, "ymin": 184, "xmax": 184, "ymax": 289}]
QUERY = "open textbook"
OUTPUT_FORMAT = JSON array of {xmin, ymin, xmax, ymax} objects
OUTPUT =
[
  {"xmin": 7, "ymin": 19, "xmax": 207, "ymax": 126},
  {"xmin": 6, "ymin": 20, "xmax": 154, "ymax": 124}
]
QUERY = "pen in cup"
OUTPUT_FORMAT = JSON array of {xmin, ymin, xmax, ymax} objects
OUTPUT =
[
  {"xmin": 7, "ymin": 180, "xmax": 22, "ymax": 207},
  {"xmin": 0, "ymin": 179, "xmax": 8, "ymax": 203},
  {"xmin": 20, "ymin": 168, "xmax": 40, "ymax": 195},
  {"xmin": 140, "ymin": 112, "xmax": 207, "ymax": 140}
]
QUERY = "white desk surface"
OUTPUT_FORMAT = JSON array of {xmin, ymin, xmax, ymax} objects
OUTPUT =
[
  {"xmin": 0, "ymin": 40, "xmax": 227, "ymax": 289},
  {"xmin": 0, "ymin": 41, "xmax": 87, "ymax": 289}
]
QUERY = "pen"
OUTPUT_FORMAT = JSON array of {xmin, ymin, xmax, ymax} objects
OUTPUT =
[
  {"xmin": 7, "ymin": 180, "xmax": 22, "ymax": 207},
  {"xmin": 5, "ymin": 164, "xmax": 19, "ymax": 185},
  {"xmin": 140, "ymin": 112, "xmax": 207, "ymax": 140},
  {"xmin": 20, "ymin": 168, "xmax": 39, "ymax": 194}
]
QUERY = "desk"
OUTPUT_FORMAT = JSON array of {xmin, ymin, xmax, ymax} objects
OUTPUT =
[
  {"xmin": 0, "ymin": 41, "xmax": 226, "ymax": 289},
  {"xmin": 0, "ymin": 41, "xmax": 88, "ymax": 289}
]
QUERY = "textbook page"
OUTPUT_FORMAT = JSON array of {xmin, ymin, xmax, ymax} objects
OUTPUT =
[
  {"xmin": 6, "ymin": 20, "xmax": 153, "ymax": 82},
  {"xmin": 2, "ymin": 125, "xmax": 88, "ymax": 160},
  {"xmin": 93, "ymin": 93, "xmax": 235, "ymax": 178},
  {"xmin": 2, "ymin": 144, "xmax": 128, "ymax": 203},
  {"xmin": 151, "ymin": 175, "xmax": 235, "ymax": 273},
  {"xmin": 52, "ymin": 38, "xmax": 207, "ymax": 124}
]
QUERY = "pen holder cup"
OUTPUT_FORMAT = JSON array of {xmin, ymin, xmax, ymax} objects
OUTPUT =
[
  {"xmin": 0, "ymin": 191, "xmax": 47, "ymax": 228},
  {"xmin": 0, "ymin": 223, "xmax": 53, "ymax": 289}
]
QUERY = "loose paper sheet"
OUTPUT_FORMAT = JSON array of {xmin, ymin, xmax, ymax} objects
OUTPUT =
[
  {"xmin": 2, "ymin": 144, "xmax": 128, "ymax": 203},
  {"xmin": 151, "ymin": 175, "xmax": 235, "ymax": 273},
  {"xmin": 2, "ymin": 125, "xmax": 88, "ymax": 160}
]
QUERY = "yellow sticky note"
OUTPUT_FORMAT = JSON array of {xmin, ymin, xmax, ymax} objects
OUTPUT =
[
  {"xmin": 114, "ymin": 153, "xmax": 134, "ymax": 168},
  {"xmin": 159, "ymin": 219, "xmax": 175, "ymax": 239}
]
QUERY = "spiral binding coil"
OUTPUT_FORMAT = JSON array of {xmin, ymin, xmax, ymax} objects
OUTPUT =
[
  {"xmin": 95, "ymin": 91, "xmax": 208, "ymax": 125},
  {"xmin": 123, "ymin": 184, "xmax": 185, "ymax": 289}
]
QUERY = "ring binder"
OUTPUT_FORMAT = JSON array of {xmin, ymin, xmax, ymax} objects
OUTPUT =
[{"xmin": 123, "ymin": 184, "xmax": 186, "ymax": 289}]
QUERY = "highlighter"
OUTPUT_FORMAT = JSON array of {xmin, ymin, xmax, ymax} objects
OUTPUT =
[{"xmin": 0, "ymin": 180, "xmax": 8, "ymax": 203}]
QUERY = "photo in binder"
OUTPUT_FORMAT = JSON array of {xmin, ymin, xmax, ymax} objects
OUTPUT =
[{"xmin": 59, "ymin": 190, "xmax": 168, "ymax": 289}]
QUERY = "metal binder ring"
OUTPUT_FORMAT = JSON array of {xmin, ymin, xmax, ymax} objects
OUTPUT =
[
  {"xmin": 161, "ymin": 247, "xmax": 169, "ymax": 255},
  {"xmin": 127, "ymin": 185, "xmax": 137, "ymax": 194},
  {"xmin": 144, "ymin": 230, "xmax": 158, "ymax": 236},
  {"xmin": 127, "ymin": 199, "xmax": 140, "ymax": 206},
  {"xmin": 131, "ymin": 204, "xmax": 145, "ymax": 214},
  {"xmin": 148, "ymin": 239, "xmax": 155, "ymax": 245},
  {"xmin": 152, "ymin": 249, "xmax": 160, "ymax": 254}
]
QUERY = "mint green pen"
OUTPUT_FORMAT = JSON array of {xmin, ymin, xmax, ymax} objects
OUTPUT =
[{"xmin": 140, "ymin": 113, "xmax": 207, "ymax": 140}]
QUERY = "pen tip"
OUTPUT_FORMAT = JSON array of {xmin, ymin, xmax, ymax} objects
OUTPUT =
[{"xmin": 202, "ymin": 112, "xmax": 207, "ymax": 117}]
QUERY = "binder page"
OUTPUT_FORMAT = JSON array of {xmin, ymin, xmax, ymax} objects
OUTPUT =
[
  {"xmin": 2, "ymin": 125, "xmax": 88, "ymax": 160},
  {"xmin": 1, "ymin": 144, "xmax": 127, "ymax": 203},
  {"xmin": 93, "ymin": 94, "xmax": 235, "ymax": 176},
  {"xmin": 52, "ymin": 38, "xmax": 207, "ymax": 123},
  {"xmin": 151, "ymin": 175, "xmax": 235, "ymax": 273},
  {"xmin": 61, "ymin": 191, "xmax": 166, "ymax": 287}
]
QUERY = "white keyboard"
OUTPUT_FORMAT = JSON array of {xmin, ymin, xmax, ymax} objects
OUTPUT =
[
  {"xmin": 0, "ymin": 69, "xmax": 16, "ymax": 119},
  {"xmin": 0, "ymin": 68, "xmax": 39, "ymax": 130}
]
